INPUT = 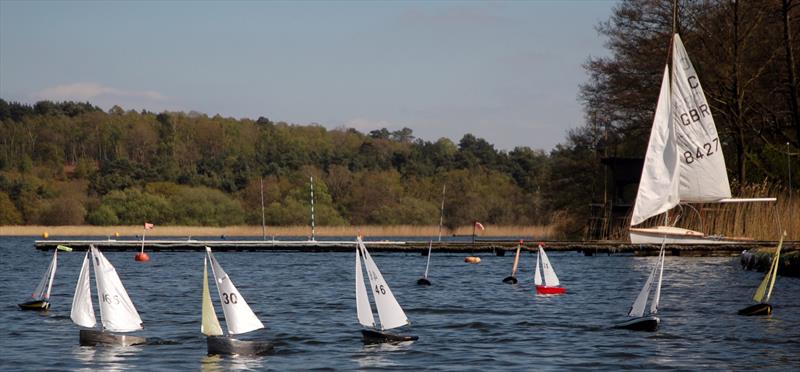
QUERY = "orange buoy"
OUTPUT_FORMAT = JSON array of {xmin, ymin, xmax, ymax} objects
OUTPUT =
[
  {"xmin": 464, "ymin": 256, "xmax": 481, "ymax": 264},
  {"xmin": 135, "ymin": 252, "xmax": 150, "ymax": 262},
  {"xmin": 42, "ymin": 232, "xmax": 49, "ymax": 239}
]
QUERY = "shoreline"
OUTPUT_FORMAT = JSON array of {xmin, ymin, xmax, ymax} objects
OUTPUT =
[{"xmin": 0, "ymin": 224, "xmax": 557, "ymax": 238}]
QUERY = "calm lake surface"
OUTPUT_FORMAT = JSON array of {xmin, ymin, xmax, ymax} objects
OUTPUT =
[{"xmin": 1, "ymin": 236, "xmax": 798, "ymax": 371}]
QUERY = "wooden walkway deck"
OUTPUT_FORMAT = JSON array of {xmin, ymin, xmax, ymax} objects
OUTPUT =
[{"xmin": 33, "ymin": 239, "xmax": 799, "ymax": 256}]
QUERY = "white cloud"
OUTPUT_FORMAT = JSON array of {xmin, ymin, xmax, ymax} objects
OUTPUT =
[{"xmin": 32, "ymin": 82, "xmax": 166, "ymax": 102}]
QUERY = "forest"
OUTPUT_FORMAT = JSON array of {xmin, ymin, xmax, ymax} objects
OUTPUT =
[{"xmin": 0, "ymin": 0, "xmax": 797, "ymax": 238}]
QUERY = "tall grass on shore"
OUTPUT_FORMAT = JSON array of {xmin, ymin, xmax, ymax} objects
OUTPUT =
[
  {"xmin": 0, "ymin": 224, "xmax": 558, "ymax": 239},
  {"xmin": 632, "ymin": 184, "xmax": 798, "ymax": 241}
]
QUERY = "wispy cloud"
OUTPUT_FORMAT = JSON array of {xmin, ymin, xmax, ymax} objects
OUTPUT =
[{"xmin": 32, "ymin": 82, "xmax": 166, "ymax": 102}]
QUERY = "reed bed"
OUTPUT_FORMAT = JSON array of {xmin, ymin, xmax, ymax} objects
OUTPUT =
[{"xmin": 0, "ymin": 224, "xmax": 558, "ymax": 239}]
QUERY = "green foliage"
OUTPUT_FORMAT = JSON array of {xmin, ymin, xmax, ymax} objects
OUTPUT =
[{"xmin": 0, "ymin": 191, "xmax": 22, "ymax": 224}]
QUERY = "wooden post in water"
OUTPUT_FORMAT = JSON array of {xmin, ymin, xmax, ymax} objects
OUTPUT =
[{"xmin": 260, "ymin": 177, "xmax": 266, "ymax": 241}]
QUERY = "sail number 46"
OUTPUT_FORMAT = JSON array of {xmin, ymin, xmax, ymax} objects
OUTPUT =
[
  {"xmin": 683, "ymin": 138, "xmax": 719, "ymax": 164},
  {"xmin": 374, "ymin": 285, "xmax": 386, "ymax": 295}
]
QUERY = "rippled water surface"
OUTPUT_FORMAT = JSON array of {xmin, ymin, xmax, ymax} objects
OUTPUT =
[{"xmin": 1, "ymin": 237, "xmax": 798, "ymax": 371}]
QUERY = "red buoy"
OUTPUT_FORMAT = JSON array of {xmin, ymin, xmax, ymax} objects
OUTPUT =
[{"xmin": 135, "ymin": 252, "xmax": 150, "ymax": 262}]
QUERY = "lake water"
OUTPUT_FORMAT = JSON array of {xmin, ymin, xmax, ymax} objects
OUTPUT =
[{"xmin": 1, "ymin": 237, "xmax": 798, "ymax": 371}]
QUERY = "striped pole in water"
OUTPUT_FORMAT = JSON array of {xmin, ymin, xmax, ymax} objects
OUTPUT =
[{"xmin": 310, "ymin": 176, "xmax": 316, "ymax": 241}]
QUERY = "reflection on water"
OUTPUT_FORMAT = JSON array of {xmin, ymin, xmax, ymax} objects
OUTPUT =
[
  {"xmin": 355, "ymin": 340, "xmax": 415, "ymax": 368},
  {"xmin": 72, "ymin": 344, "xmax": 142, "ymax": 372},
  {"xmin": 201, "ymin": 352, "xmax": 267, "ymax": 371}
]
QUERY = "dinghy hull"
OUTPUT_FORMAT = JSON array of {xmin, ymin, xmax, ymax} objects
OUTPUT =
[
  {"xmin": 79, "ymin": 329, "xmax": 147, "ymax": 346},
  {"xmin": 535, "ymin": 285, "xmax": 566, "ymax": 295},
  {"xmin": 629, "ymin": 226, "xmax": 742, "ymax": 244},
  {"xmin": 416, "ymin": 278, "xmax": 431, "ymax": 286},
  {"xmin": 18, "ymin": 300, "xmax": 50, "ymax": 311},
  {"xmin": 361, "ymin": 329, "xmax": 418, "ymax": 344},
  {"xmin": 613, "ymin": 316, "xmax": 660, "ymax": 332},
  {"xmin": 737, "ymin": 303, "xmax": 772, "ymax": 316},
  {"xmin": 207, "ymin": 336, "xmax": 273, "ymax": 356}
]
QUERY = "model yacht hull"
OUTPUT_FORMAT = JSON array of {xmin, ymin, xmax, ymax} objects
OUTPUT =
[
  {"xmin": 79, "ymin": 329, "xmax": 147, "ymax": 347},
  {"xmin": 361, "ymin": 329, "xmax": 418, "ymax": 344},
  {"xmin": 613, "ymin": 316, "xmax": 660, "ymax": 332}
]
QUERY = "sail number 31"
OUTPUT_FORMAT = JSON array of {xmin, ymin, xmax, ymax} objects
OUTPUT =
[{"xmin": 683, "ymin": 138, "xmax": 719, "ymax": 164}]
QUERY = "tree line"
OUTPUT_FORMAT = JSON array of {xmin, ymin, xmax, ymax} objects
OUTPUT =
[{"xmin": 0, "ymin": 0, "xmax": 797, "ymax": 237}]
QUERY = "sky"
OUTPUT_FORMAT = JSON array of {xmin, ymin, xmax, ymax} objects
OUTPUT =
[{"xmin": 0, "ymin": 0, "xmax": 616, "ymax": 151}]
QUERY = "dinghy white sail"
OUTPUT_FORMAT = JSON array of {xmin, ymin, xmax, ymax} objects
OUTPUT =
[
  {"xmin": 614, "ymin": 244, "xmax": 665, "ymax": 331},
  {"xmin": 738, "ymin": 232, "xmax": 785, "ymax": 316},
  {"xmin": 18, "ymin": 245, "xmax": 68, "ymax": 311},
  {"xmin": 533, "ymin": 244, "xmax": 566, "ymax": 295},
  {"xmin": 70, "ymin": 245, "xmax": 146, "ymax": 346},
  {"xmin": 629, "ymin": 33, "xmax": 776, "ymax": 244},
  {"xmin": 355, "ymin": 236, "xmax": 418, "ymax": 344},
  {"xmin": 203, "ymin": 247, "xmax": 272, "ymax": 355}
]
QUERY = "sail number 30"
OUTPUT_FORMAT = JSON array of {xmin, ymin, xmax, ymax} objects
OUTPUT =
[
  {"xmin": 222, "ymin": 292, "xmax": 238, "ymax": 304},
  {"xmin": 683, "ymin": 138, "xmax": 719, "ymax": 164}
]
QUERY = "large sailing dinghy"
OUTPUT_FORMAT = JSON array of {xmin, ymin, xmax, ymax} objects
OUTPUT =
[
  {"xmin": 18, "ymin": 246, "xmax": 67, "ymax": 311},
  {"xmin": 738, "ymin": 233, "xmax": 785, "ymax": 316},
  {"xmin": 614, "ymin": 244, "xmax": 666, "ymax": 332},
  {"xmin": 203, "ymin": 247, "xmax": 272, "ymax": 356},
  {"xmin": 533, "ymin": 244, "xmax": 566, "ymax": 295},
  {"xmin": 355, "ymin": 236, "xmax": 418, "ymax": 344},
  {"xmin": 629, "ymin": 33, "xmax": 775, "ymax": 244},
  {"xmin": 71, "ymin": 245, "xmax": 146, "ymax": 346}
]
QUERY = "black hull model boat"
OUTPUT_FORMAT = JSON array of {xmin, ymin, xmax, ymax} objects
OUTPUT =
[
  {"xmin": 613, "ymin": 316, "xmax": 660, "ymax": 332},
  {"xmin": 416, "ymin": 277, "xmax": 431, "ymax": 286},
  {"xmin": 79, "ymin": 329, "xmax": 147, "ymax": 347},
  {"xmin": 502, "ymin": 276, "xmax": 518, "ymax": 284},
  {"xmin": 738, "ymin": 303, "xmax": 772, "ymax": 316},
  {"xmin": 361, "ymin": 329, "xmax": 418, "ymax": 344},
  {"xmin": 207, "ymin": 336, "xmax": 273, "ymax": 356},
  {"xmin": 18, "ymin": 300, "xmax": 50, "ymax": 311}
]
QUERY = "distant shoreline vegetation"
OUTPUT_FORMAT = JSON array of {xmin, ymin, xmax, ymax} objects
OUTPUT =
[{"xmin": 0, "ymin": 225, "xmax": 557, "ymax": 238}]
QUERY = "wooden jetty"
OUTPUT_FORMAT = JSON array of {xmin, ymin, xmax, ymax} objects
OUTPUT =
[{"xmin": 34, "ymin": 238, "xmax": 799, "ymax": 256}]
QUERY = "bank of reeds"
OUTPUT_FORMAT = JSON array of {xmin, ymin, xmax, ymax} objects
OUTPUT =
[
  {"xmin": 634, "ymin": 184, "xmax": 799, "ymax": 241},
  {"xmin": 0, "ymin": 224, "xmax": 558, "ymax": 239}
]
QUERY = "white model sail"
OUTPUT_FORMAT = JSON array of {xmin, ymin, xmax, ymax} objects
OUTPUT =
[
  {"xmin": 206, "ymin": 247, "xmax": 264, "ymax": 335},
  {"xmin": 355, "ymin": 244, "xmax": 376, "ymax": 328},
  {"xmin": 71, "ymin": 251, "xmax": 96, "ymax": 328},
  {"xmin": 91, "ymin": 247, "xmax": 143, "ymax": 333},
  {"xmin": 202, "ymin": 256, "xmax": 224, "ymax": 336},
  {"xmin": 650, "ymin": 246, "xmax": 665, "ymax": 314},
  {"xmin": 534, "ymin": 249, "xmax": 542, "ymax": 286},
  {"xmin": 423, "ymin": 240, "xmax": 433, "ymax": 279},
  {"xmin": 358, "ymin": 238, "xmax": 409, "ymax": 330},
  {"xmin": 628, "ymin": 245, "xmax": 665, "ymax": 317},
  {"xmin": 671, "ymin": 33, "xmax": 731, "ymax": 202},
  {"xmin": 631, "ymin": 65, "xmax": 680, "ymax": 226},
  {"xmin": 31, "ymin": 249, "xmax": 58, "ymax": 300},
  {"xmin": 539, "ymin": 247, "xmax": 560, "ymax": 287},
  {"xmin": 753, "ymin": 234, "xmax": 784, "ymax": 303}
]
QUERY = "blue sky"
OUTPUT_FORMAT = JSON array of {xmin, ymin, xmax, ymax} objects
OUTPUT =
[{"xmin": 0, "ymin": 0, "xmax": 615, "ymax": 150}]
